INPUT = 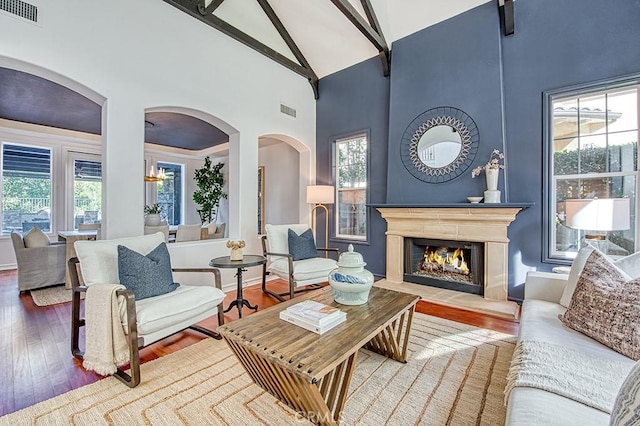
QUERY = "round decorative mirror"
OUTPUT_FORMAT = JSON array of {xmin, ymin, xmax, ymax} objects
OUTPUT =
[{"xmin": 400, "ymin": 106, "xmax": 479, "ymax": 183}]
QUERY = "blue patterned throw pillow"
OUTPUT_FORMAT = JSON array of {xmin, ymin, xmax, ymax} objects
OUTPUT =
[
  {"xmin": 288, "ymin": 228, "xmax": 318, "ymax": 261},
  {"xmin": 117, "ymin": 242, "xmax": 179, "ymax": 300}
]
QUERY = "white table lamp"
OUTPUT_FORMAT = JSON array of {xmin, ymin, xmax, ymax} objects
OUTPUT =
[{"xmin": 565, "ymin": 198, "xmax": 630, "ymax": 253}]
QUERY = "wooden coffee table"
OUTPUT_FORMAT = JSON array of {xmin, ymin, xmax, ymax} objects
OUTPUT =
[{"xmin": 218, "ymin": 286, "xmax": 420, "ymax": 425}]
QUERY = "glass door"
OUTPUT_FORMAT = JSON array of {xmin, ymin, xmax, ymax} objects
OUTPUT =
[{"xmin": 68, "ymin": 153, "xmax": 102, "ymax": 230}]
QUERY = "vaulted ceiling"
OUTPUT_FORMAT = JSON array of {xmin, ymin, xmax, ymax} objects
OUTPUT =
[{"xmin": 0, "ymin": 0, "xmax": 506, "ymax": 150}]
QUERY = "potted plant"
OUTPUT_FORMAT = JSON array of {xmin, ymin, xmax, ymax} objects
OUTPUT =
[
  {"xmin": 144, "ymin": 203, "xmax": 162, "ymax": 226},
  {"xmin": 193, "ymin": 157, "xmax": 228, "ymax": 224}
]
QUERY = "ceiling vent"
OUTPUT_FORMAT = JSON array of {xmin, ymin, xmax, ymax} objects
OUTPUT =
[
  {"xmin": 0, "ymin": 0, "xmax": 37, "ymax": 22},
  {"xmin": 280, "ymin": 104, "xmax": 297, "ymax": 118}
]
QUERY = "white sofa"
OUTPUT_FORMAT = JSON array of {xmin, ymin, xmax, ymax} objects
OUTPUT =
[{"xmin": 505, "ymin": 271, "xmax": 636, "ymax": 425}]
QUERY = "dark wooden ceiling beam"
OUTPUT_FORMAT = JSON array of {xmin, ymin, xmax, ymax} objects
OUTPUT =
[
  {"xmin": 256, "ymin": 0, "xmax": 319, "ymax": 92},
  {"xmin": 499, "ymin": 0, "xmax": 515, "ymax": 36},
  {"xmin": 329, "ymin": 0, "xmax": 390, "ymax": 76},
  {"xmin": 359, "ymin": 0, "xmax": 382, "ymax": 37},
  {"xmin": 197, "ymin": 0, "xmax": 224, "ymax": 16},
  {"xmin": 163, "ymin": 0, "xmax": 319, "ymax": 98}
]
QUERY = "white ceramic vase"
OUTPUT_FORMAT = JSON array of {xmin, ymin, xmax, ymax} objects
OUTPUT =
[
  {"xmin": 485, "ymin": 168, "xmax": 499, "ymax": 191},
  {"xmin": 230, "ymin": 247, "xmax": 243, "ymax": 261},
  {"xmin": 484, "ymin": 168, "xmax": 501, "ymax": 203},
  {"xmin": 328, "ymin": 245, "xmax": 374, "ymax": 305}
]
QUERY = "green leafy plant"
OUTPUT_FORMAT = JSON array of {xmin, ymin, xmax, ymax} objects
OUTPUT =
[
  {"xmin": 193, "ymin": 157, "xmax": 227, "ymax": 224},
  {"xmin": 144, "ymin": 203, "xmax": 162, "ymax": 215}
]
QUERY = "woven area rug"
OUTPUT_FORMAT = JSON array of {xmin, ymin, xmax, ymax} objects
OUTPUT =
[
  {"xmin": 0, "ymin": 314, "xmax": 516, "ymax": 425},
  {"xmin": 30, "ymin": 285, "xmax": 75, "ymax": 306}
]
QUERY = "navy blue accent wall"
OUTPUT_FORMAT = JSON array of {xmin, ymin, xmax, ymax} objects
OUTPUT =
[
  {"xmin": 500, "ymin": 0, "xmax": 640, "ymax": 299},
  {"xmin": 387, "ymin": 3, "xmax": 505, "ymax": 203},
  {"xmin": 316, "ymin": 0, "xmax": 640, "ymax": 299},
  {"xmin": 316, "ymin": 57, "xmax": 390, "ymax": 278}
]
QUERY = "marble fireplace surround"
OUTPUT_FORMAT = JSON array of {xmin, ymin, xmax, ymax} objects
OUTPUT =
[{"xmin": 375, "ymin": 205, "xmax": 530, "ymax": 320}]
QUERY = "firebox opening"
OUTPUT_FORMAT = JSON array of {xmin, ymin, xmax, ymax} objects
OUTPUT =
[{"xmin": 403, "ymin": 238, "xmax": 484, "ymax": 295}]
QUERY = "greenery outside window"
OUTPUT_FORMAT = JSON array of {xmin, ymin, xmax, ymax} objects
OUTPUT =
[
  {"xmin": 334, "ymin": 133, "xmax": 368, "ymax": 241},
  {"xmin": 71, "ymin": 155, "xmax": 102, "ymax": 229},
  {"xmin": 2, "ymin": 143, "xmax": 52, "ymax": 235},
  {"xmin": 545, "ymin": 76, "xmax": 638, "ymax": 261},
  {"xmin": 157, "ymin": 162, "xmax": 183, "ymax": 226}
]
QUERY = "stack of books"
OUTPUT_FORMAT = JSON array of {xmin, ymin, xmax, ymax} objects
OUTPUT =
[{"xmin": 279, "ymin": 300, "xmax": 346, "ymax": 334}]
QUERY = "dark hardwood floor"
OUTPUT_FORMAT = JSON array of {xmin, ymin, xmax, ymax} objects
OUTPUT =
[{"xmin": 0, "ymin": 269, "xmax": 518, "ymax": 416}]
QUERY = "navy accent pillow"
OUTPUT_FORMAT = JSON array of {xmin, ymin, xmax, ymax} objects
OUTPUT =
[
  {"xmin": 288, "ymin": 228, "xmax": 318, "ymax": 261},
  {"xmin": 117, "ymin": 242, "xmax": 179, "ymax": 300}
]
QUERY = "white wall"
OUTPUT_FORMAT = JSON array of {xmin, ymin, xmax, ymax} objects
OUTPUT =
[
  {"xmin": 259, "ymin": 140, "xmax": 300, "ymax": 225},
  {"xmin": 0, "ymin": 0, "xmax": 317, "ymax": 286}
]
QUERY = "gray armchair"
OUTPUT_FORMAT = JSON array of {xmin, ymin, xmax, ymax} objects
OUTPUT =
[{"xmin": 11, "ymin": 232, "xmax": 66, "ymax": 292}]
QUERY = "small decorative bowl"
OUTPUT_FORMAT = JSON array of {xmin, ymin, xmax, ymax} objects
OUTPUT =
[{"xmin": 467, "ymin": 196, "xmax": 483, "ymax": 203}]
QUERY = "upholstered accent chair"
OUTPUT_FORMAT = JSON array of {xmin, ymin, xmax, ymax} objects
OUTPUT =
[
  {"xmin": 144, "ymin": 222, "xmax": 169, "ymax": 242},
  {"xmin": 261, "ymin": 224, "xmax": 339, "ymax": 301},
  {"xmin": 203, "ymin": 222, "xmax": 226, "ymax": 239},
  {"xmin": 11, "ymin": 231, "xmax": 66, "ymax": 292},
  {"xmin": 78, "ymin": 222, "xmax": 101, "ymax": 231},
  {"xmin": 175, "ymin": 224, "xmax": 203, "ymax": 242},
  {"xmin": 70, "ymin": 232, "xmax": 225, "ymax": 387}
]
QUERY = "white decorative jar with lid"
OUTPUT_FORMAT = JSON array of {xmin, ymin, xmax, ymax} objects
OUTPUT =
[{"xmin": 328, "ymin": 244, "xmax": 374, "ymax": 305}]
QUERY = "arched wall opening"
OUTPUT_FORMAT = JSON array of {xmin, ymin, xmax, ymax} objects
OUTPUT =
[
  {"xmin": 0, "ymin": 56, "xmax": 107, "ymax": 267},
  {"xmin": 142, "ymin": 106, "xmax": 239, "ymax": 234},
  {"xmin": 259, "ymin": 133, "xmax": 314, "ymax": 228}
]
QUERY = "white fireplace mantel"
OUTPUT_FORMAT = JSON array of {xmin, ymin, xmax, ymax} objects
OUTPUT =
[{"xmin": 374, "ymin": 204, "xmax": 531, "ymax": 319}]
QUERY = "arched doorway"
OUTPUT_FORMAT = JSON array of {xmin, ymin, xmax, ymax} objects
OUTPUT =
[{"xmin": 258, "ymin": 133, "xmax": 312, "ymax": 228}]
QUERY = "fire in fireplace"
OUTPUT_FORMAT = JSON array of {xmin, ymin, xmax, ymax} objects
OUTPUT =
[{"xmin": 404, "ymin": 238, "xmax": 484, "ymax": 295}]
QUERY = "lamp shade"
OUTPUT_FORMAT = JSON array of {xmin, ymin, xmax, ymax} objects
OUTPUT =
[
  {"xmin": 306, "ymin": 185, "xmax": 334, "ymax": 204},
  {"xmin": 565, "ymin": 198, "xmax": 630, "ymax": 231}
]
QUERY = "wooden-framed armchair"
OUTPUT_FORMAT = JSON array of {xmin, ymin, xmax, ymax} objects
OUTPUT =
[
  {"xmin": 261, "ymin": 224, "xmax": 339, "ymax": 302},
  {"xmin": 70, "ymin": 232, "xmax": 225, "ymax": 387}
]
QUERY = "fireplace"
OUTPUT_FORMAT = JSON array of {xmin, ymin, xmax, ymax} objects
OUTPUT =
[
  {"xmin": 374, "ymin": 206, "xmax": 529, "ymax": 319},
  {"xmin": 404, "ymin": 238, "xmax": 484, "ymax": 295}
]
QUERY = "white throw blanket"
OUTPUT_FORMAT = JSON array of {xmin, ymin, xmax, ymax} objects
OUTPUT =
[
  {"xmin": 82, "ymin": 284, "xmax": 130, "ymax": 376},
  {"xmin": 505, "ymin": 340, "xmax": 632, "ymax": 413}
]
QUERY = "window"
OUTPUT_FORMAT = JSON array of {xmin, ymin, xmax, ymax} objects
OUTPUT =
[
  {"xmin": 156, "ymin": 162, "xmax": 183, "ymax": 226},
  {"xmin": 70, "ymin": 154, "xmax": 102, "ymax": 229},
  {"xmin": 334, "ymin": 133, "xmax": 368, "ymax": 240},
  {"xmin": 546, "ymin": 76, "xmax": 638, "ymax": 261},
  {"xmin": 1, "ymin": 143, "xmax": 52, "ymax": 234}
]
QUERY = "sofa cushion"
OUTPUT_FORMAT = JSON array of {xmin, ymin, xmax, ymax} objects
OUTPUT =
[
  {"xmin": 559, "ymin": 250, "xmax": 640, "ymax": 360},
  {"xmin": 520, "ymin": 299, "xmax": 635, "ymax": 364},
  {"xmin": 117, "ymin": 242, "xmax": 178, "ymax": 300},
  {"xmin": 23, "ymin": 227, "xmax": 50, "ymax": 248},
  {"xmin": 506, "ymin": 386, "xmax": 611, "ymax": 426},
  {"xmin": 288, "ymin": 228, "xmax": 318, "ymax": 261},
  {"xmin": 507, "ymin": 300, "xmax": 636, "ymax": 426},
  {"xmin": 610, "ymin": 361, "xmax": 640, "ymax": 426},
  {"xmin": 559, "ymin": 247, "xmax": 640, "ymax": 307}
]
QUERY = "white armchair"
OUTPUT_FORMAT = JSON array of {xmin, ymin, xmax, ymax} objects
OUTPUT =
[
  {"xmin": 261, "ymin": 224, "xmax": 339, "ymax": 301},
  {"xmin": 70, "ymin": 232, "xmax": 225, "ymax": 387}
]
